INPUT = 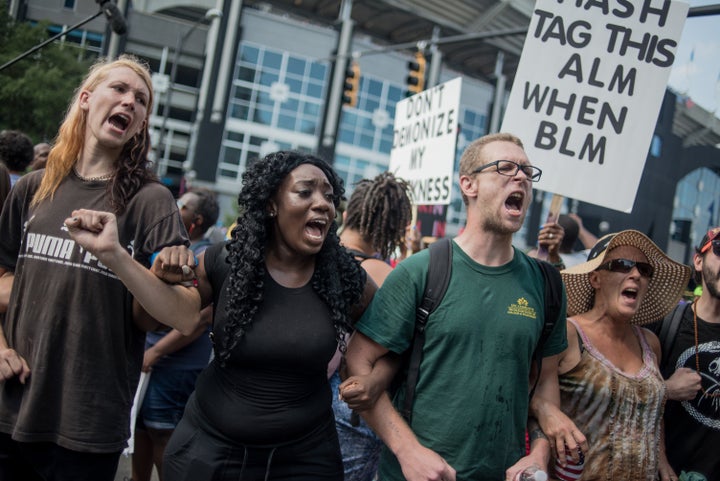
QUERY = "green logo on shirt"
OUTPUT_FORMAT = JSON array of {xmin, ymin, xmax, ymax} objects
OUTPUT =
[{"xmin": 507, "ymin": 297, "xmax": 537, "ymax": 319}]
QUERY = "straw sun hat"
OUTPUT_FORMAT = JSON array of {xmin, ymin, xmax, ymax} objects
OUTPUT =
[{"xmin": 561, "ymin": 230, "xmax": 692, "ymax": 325}]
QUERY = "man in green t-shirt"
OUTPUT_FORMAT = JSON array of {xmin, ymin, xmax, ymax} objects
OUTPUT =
[{"xmin": 344, "ymin": 132, "xmax": 567, "ymax": 481}]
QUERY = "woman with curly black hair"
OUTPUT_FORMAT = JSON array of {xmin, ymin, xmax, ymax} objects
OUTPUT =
[
  {"xmin": 0, "ymin": 55, "xmax": 188, "ymax": 480},
  {"xmin": 66, "ymin": 150, "xmax": 373, "ymax": 480}
]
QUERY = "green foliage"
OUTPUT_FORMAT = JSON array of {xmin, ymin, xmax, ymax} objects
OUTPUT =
[{"xmin": 0, "ymin": 4, "xmax": 93, "ymax": 143}]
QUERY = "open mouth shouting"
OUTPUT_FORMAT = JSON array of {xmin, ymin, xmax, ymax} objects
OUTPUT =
[
  {"xmin": 108, "ymin": 112, "xmax": 131, "ymax": 134},
  {"xmin": 305, "ymin": 218, "xmax": 329, "ymax": 244},
  {"xmin": 505, "ymin": 191, "xmax": 525, "ymax": 216},
  {"xmin": 621, "ymin": 286, "xmax": 640, "ymax": 305},
  {"xmin": 617, "ymin": 283, "xmax": 646, "ymax": 314}
]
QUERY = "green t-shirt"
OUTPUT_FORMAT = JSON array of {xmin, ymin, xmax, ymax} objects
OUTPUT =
[{"xmin": 355, "ymin": 241, "xmax": 567, "ymax": 481}]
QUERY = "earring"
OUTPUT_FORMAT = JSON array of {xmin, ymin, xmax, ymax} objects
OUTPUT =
[{"xmin": 269, "ymin": 211, "xmax": 276, "ymax": 217}]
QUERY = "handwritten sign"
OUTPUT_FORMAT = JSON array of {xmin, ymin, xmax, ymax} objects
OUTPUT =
[
  {"xmin": 502, "ymin": 0, "xmax": 688, "ymax": 213},
  {"xmin": 390, "ymin": 77, "xmax": 462, "ymax": 205}
]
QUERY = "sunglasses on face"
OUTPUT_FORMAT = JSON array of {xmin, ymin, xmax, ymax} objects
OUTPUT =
[
  {"xmin": 701, "ymin": 239, "xmax": 720, "ymax": 257},
  {"xmin": 595, "ymin": 258, "xmax": 654, "ymax": 278}
]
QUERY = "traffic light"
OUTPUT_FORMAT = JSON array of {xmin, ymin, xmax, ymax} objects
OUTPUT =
[
  {"xmin": 342, "ymin": 61, "xmax": 360, "ymax": 107},
  {"xmin": 406, "ymin": 52, "xmax": 426, "ymax": 96}
]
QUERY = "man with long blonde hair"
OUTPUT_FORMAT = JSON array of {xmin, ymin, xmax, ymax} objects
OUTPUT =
[{"xmin": 0, "ymin": 55, "xmax": 188, "ymax": 481}]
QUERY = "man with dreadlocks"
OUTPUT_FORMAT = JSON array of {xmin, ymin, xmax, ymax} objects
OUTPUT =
[
  {"xmin": 66, "ymin": 150, "xmax": 375, "ymax": 480},
  {"xmin": 328, "ymin": 172, "xmax": 413, "ymax": 481}
]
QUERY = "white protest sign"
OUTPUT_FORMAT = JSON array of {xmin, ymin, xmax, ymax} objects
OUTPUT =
[
  {"xmin": 502, "ymin": 0, "xmax": 688, "ymax": 213},
  {"xmin": 390, "ymin": 77, "xmax": 462, "ymax": 205}
]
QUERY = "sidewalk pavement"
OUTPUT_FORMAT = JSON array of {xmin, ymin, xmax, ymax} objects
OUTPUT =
[{"xmin": 114, "ymin": 453, "xmax": 159, "ymax": 481}]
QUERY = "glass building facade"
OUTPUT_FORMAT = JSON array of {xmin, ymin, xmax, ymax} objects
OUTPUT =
[
  {"xmin": 16, "ymin": 1, "xmax": 717, "ymax": 253},
  {"xmin": 214, "ymin": 13, "xmax": 493, "ymax": 236},
  {"xmin": 673, "ymin": 167, "xmax": 720, "ymax": 250}
]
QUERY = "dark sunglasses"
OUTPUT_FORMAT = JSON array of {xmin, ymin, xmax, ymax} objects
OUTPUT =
[
  {"xmin": 701, "ymin": 239, "xmax": 720, "ymax": 257},
  {"xmin": 595, "ymin": 258, "xmax": 654, "ymax": 278}
]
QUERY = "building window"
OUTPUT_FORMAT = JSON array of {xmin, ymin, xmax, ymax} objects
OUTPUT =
[
  {"xmin": 444, "ymin": 107, "xmax": 488, "ymax": 231},
  {"xmin": 219, "ymin": 38, "xmax": 492, "ymax": 240},
  {"xmin": 673, "ymin": 167, "xmax": 720, "ymax": 262},
  {"xmin": 650, "ymin": 134, "xmax": 662, "ymax": 158},
  {"xmin": 227, "ymin": 42, "xmax": 328, "ymax": 136},
  {"xmin": 64, "ymin": 0, "xmax": 76, "ymax": 10},
  {"xmin": 45, "ymin": 25, "xmax": 103, "ymax": 58}
]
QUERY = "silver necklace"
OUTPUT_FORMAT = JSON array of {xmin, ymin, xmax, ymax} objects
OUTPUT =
[{"xmin": 73, "ymin": 166, "xmax": 113, "ymax": 182}]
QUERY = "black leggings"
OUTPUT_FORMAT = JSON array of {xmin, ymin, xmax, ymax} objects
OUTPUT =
[
  {"xmin": 163, "ymin": 394, "xmax": 343, "ymax": 481},
  {"xmin": 0, "ymin": 432, "xmax": 121, "ymax": 481}
]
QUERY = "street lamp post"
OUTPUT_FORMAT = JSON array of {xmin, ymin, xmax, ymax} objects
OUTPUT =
[{"xmin": 155, "ymin": 8, "xmax": 222, "ymax": 173}]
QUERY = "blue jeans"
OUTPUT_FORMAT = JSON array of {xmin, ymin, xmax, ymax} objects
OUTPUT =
[
  {"xmin": 330, "ymin": 371, "xmax": 382, "ymax": 481},
  {"xmin": 140, "ymin": 367, "xmax": 202, "ymax": 430}
]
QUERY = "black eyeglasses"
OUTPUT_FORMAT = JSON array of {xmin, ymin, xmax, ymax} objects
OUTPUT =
[
  {"xmin": 471, "ymin": 160, "xmax": 542, "ymax": 182},
  {"xmin": 595, "ymin": 258, "xmax": 654, "ymax": 278}
]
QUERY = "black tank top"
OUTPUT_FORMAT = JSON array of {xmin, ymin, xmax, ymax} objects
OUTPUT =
[{"xmin": 196, "ymin": 251, "xmax": 337, "ymax": 445}]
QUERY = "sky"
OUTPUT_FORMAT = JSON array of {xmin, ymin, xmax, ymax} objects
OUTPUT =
[{"xmin": 667, "ymin": 1, "xmax": 720, "ymax": 113}]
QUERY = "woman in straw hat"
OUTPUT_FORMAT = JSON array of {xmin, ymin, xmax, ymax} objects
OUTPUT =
[{"xmin": 531, "ymin": 230, "xmax": 691, "ymax": 481}]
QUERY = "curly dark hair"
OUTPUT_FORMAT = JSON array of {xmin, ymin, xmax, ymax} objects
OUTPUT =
[
  {"xmin": 0, "ymin": 130, "xmax": 34, "ymax": 172},
  {"xmin": 219, "ymin": 151, "xmax": 366, "ymax": 364},
  {"xmin": 344, "ymin": 172, "xmax": 413, "ymax": 260},
  {"xmin": 109, "ymin": 129, "xmax": 158, "ymax": 215}
]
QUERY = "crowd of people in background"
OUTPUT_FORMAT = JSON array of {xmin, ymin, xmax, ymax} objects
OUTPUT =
[{"xmin": 0, "ymin": 55, "xmax": 718, "ymax": 481}]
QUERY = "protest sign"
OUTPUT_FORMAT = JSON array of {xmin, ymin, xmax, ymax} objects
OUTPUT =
[
  {"xmin": 415, "ymin": 204, "xmax": 448, "ymax": 238},
  {"xmin": 502, "ymin": 0, "xmax": 688, "ymax": 213},
  {"xmin": 390, "ymin": 77, "xmax": 462, "ymax": 205}
]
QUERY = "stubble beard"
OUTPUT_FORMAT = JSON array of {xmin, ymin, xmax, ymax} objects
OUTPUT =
[
  {"xmin": 701, "ymin": 260, "xmax": 720, "ymax": 301},
  {"xmin": 482, "ymin": 210, "xmax": 525, "ymax": 236}
]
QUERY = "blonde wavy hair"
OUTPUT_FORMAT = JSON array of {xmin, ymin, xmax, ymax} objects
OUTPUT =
[{"xmin": 32, "ymin": 54, "xmax": 155, "ymax": 212}]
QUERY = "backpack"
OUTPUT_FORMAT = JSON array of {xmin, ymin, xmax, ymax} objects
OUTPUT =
[
  {"xmin": 399, "ymin": 238, "xmax": 564, "ymax": 423},
  {"xmin": 654, "ymin": 302, "xmax": 690, "ymax": 371}
]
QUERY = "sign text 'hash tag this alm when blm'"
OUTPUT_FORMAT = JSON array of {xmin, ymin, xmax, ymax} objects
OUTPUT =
[{"xmin": 502, "ymin": 0, "xmax": 688, "ymax": 213}]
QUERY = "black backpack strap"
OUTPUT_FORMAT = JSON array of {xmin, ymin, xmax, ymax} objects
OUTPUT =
[
  {"xmin": 346, "ymin": 248, "xmax": 376, "ymax": 262},
  {"xmin": 204, "ymin": 240, "xmax": 231, "ymax": 305},
  {"xmin": 401, "ymin": 238, "xmax": 452, "ymax": 423},
  {"xmin": 658, "ymin": 302, "xmax": 689, "ymax": 370},
  {"xmin": 530, "ymin": 259, "xmax": 563, "ymax": 399}
]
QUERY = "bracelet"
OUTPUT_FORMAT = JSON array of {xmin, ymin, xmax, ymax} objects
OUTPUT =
[{"xmin": 551, "ymin": 261, "xmax": 566, "ymax": 270}]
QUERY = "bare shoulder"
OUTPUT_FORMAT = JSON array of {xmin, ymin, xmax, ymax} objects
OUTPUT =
[
  {"xmin": 362, "ymin": 258, "xmax": 393, "ymax": 287},
  {"xmin": 558, "ymin": 318, "xmax": 582, "ymax": 375},
  {"xmin": 640, "ymin": 326, "xmax": 662, "ymax": 362}
]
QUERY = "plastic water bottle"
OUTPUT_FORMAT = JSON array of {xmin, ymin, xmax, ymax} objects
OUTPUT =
[{"xmin": 518, "ymin": 465, "xmax": 548, "ymax": 481}]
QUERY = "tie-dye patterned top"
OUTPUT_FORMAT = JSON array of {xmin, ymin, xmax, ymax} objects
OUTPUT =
[{"xmin": 557, "ymin": 319, "xmax": 666, "ymax": 481}]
